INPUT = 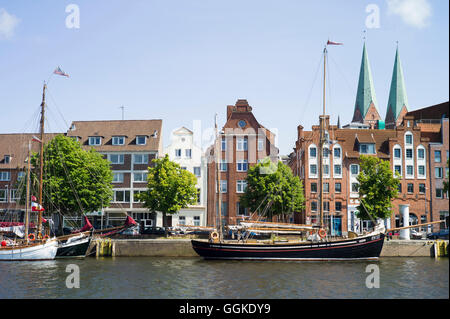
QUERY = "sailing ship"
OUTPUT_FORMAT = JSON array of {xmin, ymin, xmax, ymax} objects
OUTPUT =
[{"xmin": 191, "ymin": 42, "xmax": 444, "ymax": 261}]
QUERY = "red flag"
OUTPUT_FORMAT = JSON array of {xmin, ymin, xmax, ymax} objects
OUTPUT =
[
  {"xmin": 54, "ymin": 66, "xmax": 69, "ymax": 77},
  {"xmin": 32, "ymin": 136, "xmax": 42, "ymax": 143},
  {"xmin": 327, "ymin": 40, "xmax": 343, "ymax": 45}
]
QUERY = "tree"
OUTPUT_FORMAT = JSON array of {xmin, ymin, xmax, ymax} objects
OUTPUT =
[
  {"xmin": 18, "ymin": 135, "xmax": 113, "ymax": 231},
  {"xmin": 240, "ymin": 158, "xmax": 305, "ymax": 221},
  {"xmin": 136, "ymin": 155, "xmax": 198, "ymax": 228},
  {"xmin": 356, "ymin": 155, "xmax": 400, "ymax": 220}
]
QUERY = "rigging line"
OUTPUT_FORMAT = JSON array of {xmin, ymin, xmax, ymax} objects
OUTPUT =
[{"xmin": 46, "ymin": 86, "xmax": 70, "ymax": 130}]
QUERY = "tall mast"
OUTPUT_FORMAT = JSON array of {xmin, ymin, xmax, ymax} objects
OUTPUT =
[
  {"xmin": 38, "ymin": 82, "xmax": 46, "ymax": 238},
  {"xmin": 215, "ymin": 114, "xmax": 223, "ymax": 242},
  {"xmin": 319, "ymin": 46, "xmax": 327, "ymax": 230},
  {"xmin": 24, "ymin": 141, "xmax": 31, "ymax": 243}
]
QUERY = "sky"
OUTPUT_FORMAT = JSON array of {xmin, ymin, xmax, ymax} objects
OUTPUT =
[{"xmin": 1, "ymin": 0, "xmax": 448, "ymax": 156}]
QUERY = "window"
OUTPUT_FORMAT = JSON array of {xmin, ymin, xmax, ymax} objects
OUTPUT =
[
  {"xmin": 405, "ymin": 134, "xmax": 413, "ymax": 145},
  {"xmin": 406, "ymin": 165, "xmax": 414, "ymax": 176},
  {"xmin": 237, "ymin": 138, "xmax": 248, "ymax": 151},
  {"xmin": 323, "ymin": 202, "xmax": 330, "ymax": 212},
  {"xmin": 359, "ymin": 143, "xmax": 375, "ymax": 154},
  {"xmin": 236, "ymin": 202, "xmax": 249, "ymax": 216},
  {"xmin": 112, "ymin": 173, "xmax": 124, "ymax": 183},
  {"xmin": 136, "ymin": 135, "xmax": 147, "ymax": 145},
  {"xmin": 133, "ymin": 154, "xmax": 149, "ymax": 164},
  {"xmin": 109, "ymin": 154, "xmax": 124, "ymax": 164},
  {"xmin": 196, "ymin": 188, "xmax": 201, "ymax": 204},
  {"xmin": 323, "ymin": 165, "xmax": 329, "ymax": 175},
  {"xmin": 350, "ymin": 164, "xmax": 359, "ymax": 175},
  {"xmin": 435, "ymin": 167, "xmax": 443, "ymax": 178},
  {"xmin": 4, "ymin": 155, "xmax": 10, "ymax": 164},
  {"xmin": 220, "ymin": 159, "xmax": 227, "ymax": 172},
  {"xmin": 18, "ymin": 172, "xmax": 25, "ymax": 180},
  {"xmin": 335, "ymin": 202, "xmax": 342, "ymax": 212},
  {"xmin": 221, "ymin": 138, "xmax": 226, "ymax": 151},
  {"xmin": 193, "ymin": 167, "xmax": 201, "ymax": 177},
  {"xmin": 181, "ymin": 167, "xmax": 187, "ymax": 170},
  {"xmin": 352, "ymin": 183, "xmax": 359, "ymax": 192},
  {"xmin": 309, "ymin": 147, "xmax": 317, "ymax": 158},
  {"xmin": 10, "ymin": 189, "xmax": 19, "ymax": 202},
  {"xmin": 236, "ymin": 180, "xmax": 248, "ymax": 193},
  {"xmin": 334, "ymin": 165, "xmax": 342, "ymax": 175},
  {"xmin": 394, "ymin": 165, "xmax": 402, "ymax": 176},
  {"xmin": 394, "ymin": 148, "xmax": 401, "ymax": 159},
  {"xmin": 323, "ymin": 183, "xmax": 329, "ymax": 193},
  {"xmin": 335, "ymin": 183, "xmax": 341, "ymax": 193},
  {"xmin": 406, "ymin": 149, "xmax": 413, "ymax": 159},
  {"xmin": 311, "ymin": 201, "xmax": 318, "ymax": 212},
  {"xmin": 185, "ymin": 149, "xmax": 192, "ymax": 158},
  {"xmin": 0, "ymin": 172, "xmax": 11, "ymax": 181},
  {"xmin": 133, "ymin": 190, "xmax": 144, "ymax": 203},
  {"xmin": 407, "ymin": 183, "xmax": 414, "ymax": 193},
  {"xmin": 436, "ymin": 188, "xmax": 444, "ymax": 199},
  {"xmin": 193, "ymin": 216, "xmax": 200, "ymax": 226},
  {"xmin": 89, "ymin": 136, "xmax": 101, "ymax": 146},
  {"xmin": 179, "ymin": 216, "xmax": 186, "ymax": 225},
  {"xmin": 258, "ymin": 139, "xmax": 264, "ymax": 151},
  {"xmin": 133, "ymin": 172, "xmax": 148, "ymax": 182},
  {"xmin": 237, "ymin": 160, "xmax": 248, "ymax": 172},
  {"xmin": 220, "ymin": 180, "xmax": 227, "ymax": 193},
  {"xmin": 419, "ymin": 184, "xmax": 426, "ymax": 194},
  {"xmin": 175, "ymin": 149, "xmax": 182, "ymax": 158},
  {"xmin": 310, "ymin": 164, "xmax": 317, "ymax": 175},
  {"xmin": 418, "ymin": 165, "xmax": 425, "ymax": 176},
  {"xmin": 323, "ymin": 148, "xmax": 329, "ymax": 158},
  {"xmin": 0, "ymin": 190, "xmax": 6, "ymax": 202},
  {"xmin": 112, "ymin": 136, "xmax": 125, "ymax": 145},
  {"xmin": 398, "ymin": 183, "xmax": 402, "ymax": 193},
  {"xmin": 311, "ymin": 183, "xmax": 317, "ymax": 193},
  {"xmin": 435, "ymin": 150, "xmax": 442, "ymax": 163},
  {"xmin": 114, "ymin": 190, "xmax": 130, "ymax": 202},
  {"xmin": 334, "ymin": 148, "xmax": 341, "ymax": 158},
  {"xmin": 418, "ymin": 148, "xmax": 425, "ymax": 159}
]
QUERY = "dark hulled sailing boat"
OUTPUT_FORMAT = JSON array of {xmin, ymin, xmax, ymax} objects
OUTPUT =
[{"xmin": 191, "ymin": 42, "xmax": 388, "ymax": 261}]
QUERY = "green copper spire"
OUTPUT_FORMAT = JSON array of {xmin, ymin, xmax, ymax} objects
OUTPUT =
[
  {"xmin": 352, "ymin": 42, "xmax": 379, "ymax": 123},
  {"xmin": 385, "ymin": 46, "xmax": 408, "ymax": 125}
]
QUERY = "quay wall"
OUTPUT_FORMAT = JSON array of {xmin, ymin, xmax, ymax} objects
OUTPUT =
[{"xmin": 106, "ymin": 239, "xmax": 448, "ymax": 257}]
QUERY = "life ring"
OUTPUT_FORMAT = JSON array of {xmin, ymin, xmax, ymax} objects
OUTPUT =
[
  {"xmin": 209, "ymin": 231, "xmax": 219, "ymax": 241},
  {"xmin": 28, "ymin": 233, "xmax": 35, "ymax": 241},
  {"xmin": 43, "ymin": 235, "xmax": 50, "ymax": 240},
  {"xmin": 318, "ymin": 228, "xmax": 327, "ymax": 238}
]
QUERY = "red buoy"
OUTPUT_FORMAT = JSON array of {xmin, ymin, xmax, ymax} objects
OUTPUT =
[{"xmin": 1, "ymin": 241, "xmax": 7, "ymax": 247}]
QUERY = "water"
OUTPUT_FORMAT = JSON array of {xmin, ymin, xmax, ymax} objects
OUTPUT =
[{"xmin": 0, "ymin": 257, "xmax": 448, "ymax": 299}]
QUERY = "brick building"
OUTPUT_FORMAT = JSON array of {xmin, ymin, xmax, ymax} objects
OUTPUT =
[
  {"xmin": 206, "ymin": 99, "xmax": 278, "ymax": 227},
  {"xmin": 66, "ymin": 120, "xmax": 163, "ymax": 228}
]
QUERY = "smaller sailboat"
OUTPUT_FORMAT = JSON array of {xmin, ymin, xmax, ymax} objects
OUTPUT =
[{"xmin": 0, "ymin": 140, "xmax": 58, "ymax": 261}]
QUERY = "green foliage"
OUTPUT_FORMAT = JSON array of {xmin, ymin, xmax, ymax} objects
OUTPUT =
[
  {"xmin": 240, "ymin": 158, "xmax": 305, "ymax": 220},
  {"xmin": 19, "ymin": 134, "xmax": 113, "ymax": 215},
  {"xmin": 137, "ymin": 155, "xmax": 198, "ymax": 226},
  {"xmin": 356, "ymin": 155, "xmax": 400, "ymax": 220}
]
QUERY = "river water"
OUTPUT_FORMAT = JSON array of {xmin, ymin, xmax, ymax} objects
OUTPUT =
[{"xmin": 0, "ymin": 257, "xmax": 448, "ymax": 299}]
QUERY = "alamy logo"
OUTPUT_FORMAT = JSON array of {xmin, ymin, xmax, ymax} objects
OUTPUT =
[
  {"xmin": 65, "ymin": 4, "xmax": 80, "ymax": 29},
  {"xmin": 66, "ymin": 264, "xmax": 80, "ymax": 288},
  {"xmin": 365, "ymin": 4, "xmax": 380, "ymax": 29},
  {"xmin": 365, "ymin": 264, "xmax": 380, "ymax": 288}
]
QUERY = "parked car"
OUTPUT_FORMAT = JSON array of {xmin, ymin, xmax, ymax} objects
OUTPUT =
[
  {"xmin": 427, "ymin": 229, "xmax": 449, "ymax": 240},
  {"xmin": 142, "ymin": 226, "xmax": 166, "ymax": 235},
  {"xmin": 120, "ymin": 226, "xmax": 140, "ymax": 235}
]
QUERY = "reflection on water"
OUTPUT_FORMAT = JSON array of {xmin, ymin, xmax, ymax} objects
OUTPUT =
[{"xmin": 0, "ymin": 257, "xmax": 448, "ymax": 299}]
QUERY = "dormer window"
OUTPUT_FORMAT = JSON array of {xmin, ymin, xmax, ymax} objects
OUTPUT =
[
  {"xmin": 359, "ymin": 143, "xmax": 375, "ymax": 154},
  {"xmin": 112, "ymin": 136, "xmax": 125, "ymax": 145},
  {"xmin": 4, "ymin": 155, "xmax": 10, "ymax": 164},
  {"xmin": 136, "ymin": 135, "xmax": 147, "ymax": 145},
  {"xmin": 89, "ymin": 136, "xmax": 102, "ymax": 146}
]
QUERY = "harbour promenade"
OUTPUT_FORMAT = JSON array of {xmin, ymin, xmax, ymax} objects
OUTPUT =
[{"xmin": 92, "ymin": 238, "xmax": 449, "ymax": 258}]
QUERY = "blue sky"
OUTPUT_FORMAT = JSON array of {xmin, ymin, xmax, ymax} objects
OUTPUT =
[{"xmin": 1, "ymin": 0, "xmax": 448, "ymax": 155}]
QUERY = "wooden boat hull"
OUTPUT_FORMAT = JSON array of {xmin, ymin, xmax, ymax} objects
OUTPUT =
[
  {"xmin": 56, "ymin": 235, "xmax": 92, "ymax": 258},
  {"xmin": 191, "ymin": 233, "xmax": 385, "ymax": 261},
  {"xmin": 0, "ymin": 240, "xmax": 58, "ymax": 261}
]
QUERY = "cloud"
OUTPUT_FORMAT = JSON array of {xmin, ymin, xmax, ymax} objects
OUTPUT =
[
  {"xmin": 387, "ymin": 0, "xmax": 432, "ymax": 28},
  {"xmin": 0, "ymin": 8, "xmax": 20, "ymax": 39}
]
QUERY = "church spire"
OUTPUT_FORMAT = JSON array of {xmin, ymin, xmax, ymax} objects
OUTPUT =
[
  {"xmin": 352, "ymin": 42, "xmax": 381, "ymax": 128},
  {"xmin": 385, "ymin": 45, "xmax": 409, "ymax": 128}
]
